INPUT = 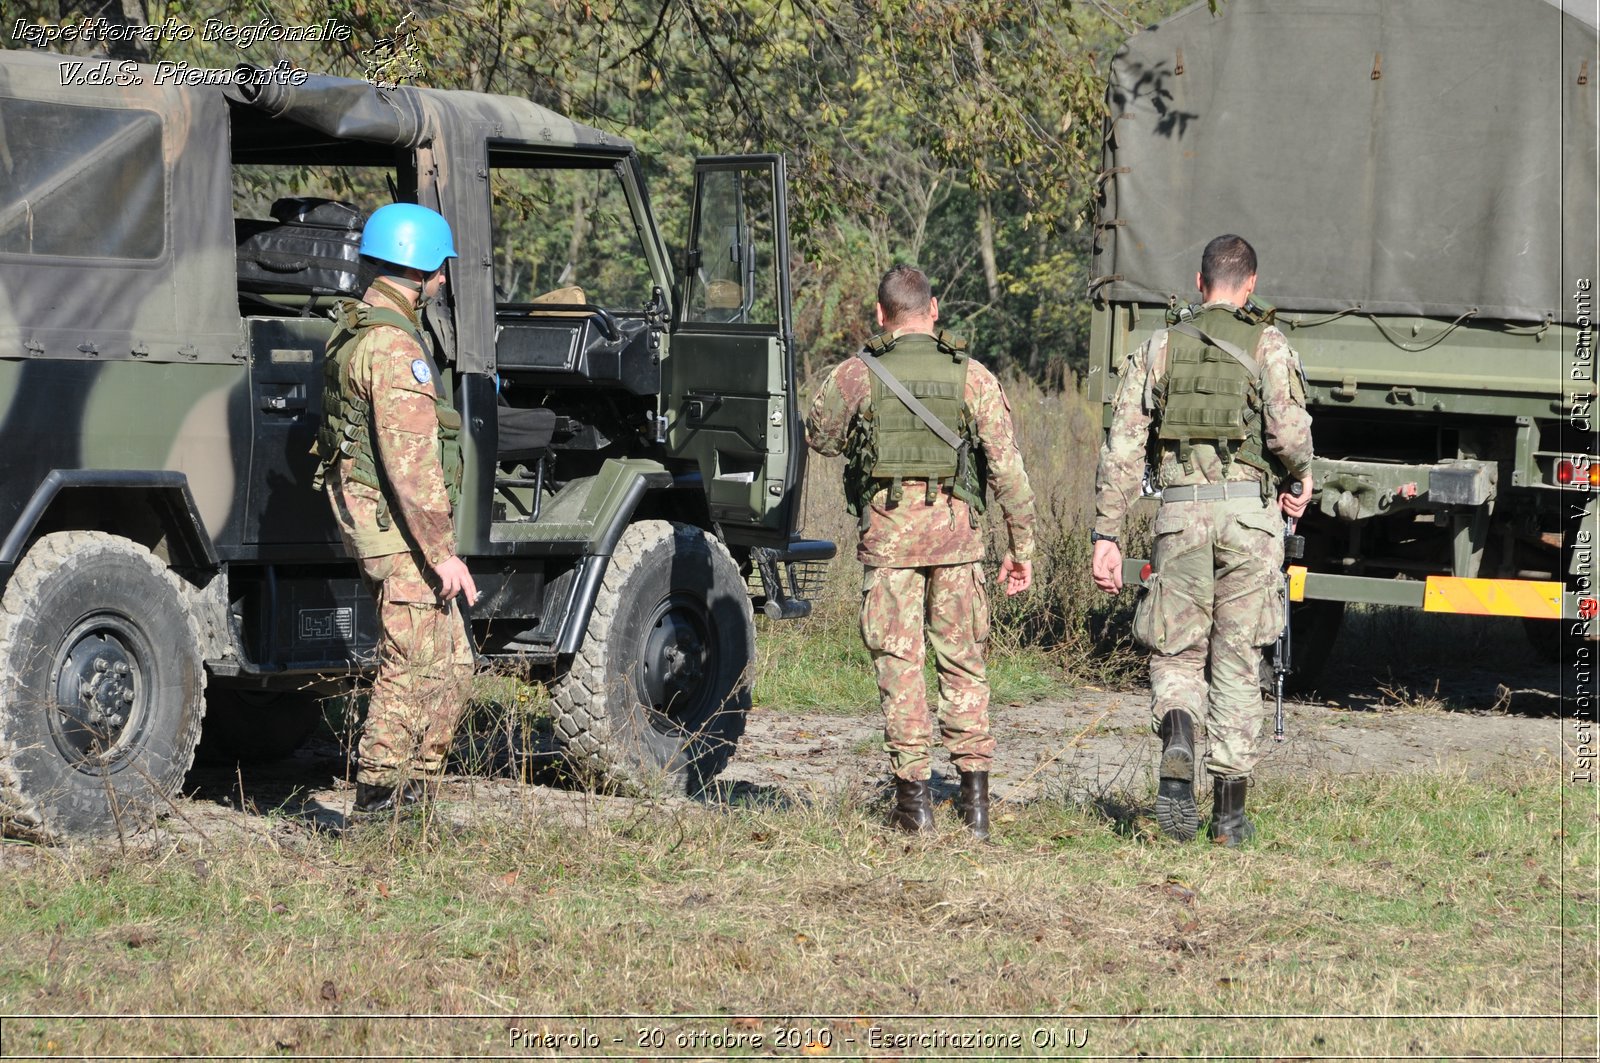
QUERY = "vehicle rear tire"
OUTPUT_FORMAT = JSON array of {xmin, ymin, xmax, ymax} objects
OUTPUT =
[
  {"xmin": 0, "ymin": 532, "xmax": 205, "ymax": 840},
  {"xmin": 550, "ymin": 520, "xmax": 754, "ymax": 796},
  {"xmin": 195, "ymin": 687, "xmax": 325, "ymax": 764}
]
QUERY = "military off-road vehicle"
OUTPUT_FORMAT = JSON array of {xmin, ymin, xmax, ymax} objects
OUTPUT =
[
  {"xmin": 0, "ymin": 49, "xmax": 832, "ymax": 838},
  {"xmin": 1090, "ymin": 0, "xmax": 1598, "ymax": 684}
]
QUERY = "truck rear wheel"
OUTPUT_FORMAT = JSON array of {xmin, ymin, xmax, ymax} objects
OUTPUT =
[
  {"xmin": 0, "ymin": 532, "xmax": 205, "ymax": 839},
  {"xmin": 551, "ymin": 520, "xmax": 754, "ymax": 795}
]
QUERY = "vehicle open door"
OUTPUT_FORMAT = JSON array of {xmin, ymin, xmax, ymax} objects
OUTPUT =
[{"xmin": 666, "ymin": 154, "xmax": 802, "ymax": 545}]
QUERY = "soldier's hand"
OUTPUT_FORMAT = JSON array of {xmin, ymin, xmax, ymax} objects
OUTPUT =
[
  {"xmin": 999, "ymin": 555, "xmax": 1032, "ymax": 596},
  {"xmin": 1091, "ymin": 540, "xmax": 1123, "ymax": 594},
  {"xmin": 434, "ymin": 555, "xmax": 479, "ymax": 606},
  {"xmin": 1279, "ymin": 472, "xmax": 1313, "ymax": 519}
]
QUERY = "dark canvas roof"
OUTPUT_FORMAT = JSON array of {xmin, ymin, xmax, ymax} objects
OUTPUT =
[
  {"xmin": 1093, "ymin": 0, "xmax": 1598, "ymax": 324},
  {"xmin": 226, "ymin": 70, "xmax": 623, "ymax": 152}
]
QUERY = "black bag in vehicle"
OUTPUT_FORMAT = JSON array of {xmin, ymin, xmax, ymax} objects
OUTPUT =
[{"xmin": 236, "ymin": 198, "xmax": 365, "ymax": 297}]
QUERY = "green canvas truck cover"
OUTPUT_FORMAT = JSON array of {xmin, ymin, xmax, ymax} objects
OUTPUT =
[
  {"xmin": 0, "ymin": 49, "xmax": 239, "ymax": 364},
  {"xmin": 1093, "ymin": 0, "xmax": 1598, "ymax": 325},
  {"xmin": 0, "ymin": 48, "xmax": 624, "ymax": 372}
]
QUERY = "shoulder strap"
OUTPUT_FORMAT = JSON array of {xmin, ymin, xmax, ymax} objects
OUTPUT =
[
  {"xmin": 934, "ymin": 329, "xmax": 969, "ymax": 360},
  {"xmin": 350, "ymin": 302, "xmax": 443, "ymax": 395},
  {"xmin": 356, "ymin": 303, "xmax": 424, "ymax": 338},
  {"xmin": 864, "ymin": 332, "xmax": 897, "ymax": 356},
  {"xmin": 1170, "ymin": 320, "xmax": 1259, "ymax": 382},
  {"xmin": 857, "ymin": 350, "xmax": 963, "ymax": 450}
]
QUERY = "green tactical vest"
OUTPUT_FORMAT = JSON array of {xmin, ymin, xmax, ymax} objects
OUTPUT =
[
  {"xmin": 313, "ymin": 299, "xmax": 463, "ymax": 519},
  {"xmin": 843, "ymin": 331, "xmax": 986, "ymax": 523},
  {"xmin": 1155, "ymin": 306, "xmax": 1277, "ymax": 478}
]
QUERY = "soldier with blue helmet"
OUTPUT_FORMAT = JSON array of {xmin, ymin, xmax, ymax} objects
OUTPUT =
[{"xmin": 314, "ymin": 203, "xmax": 480, "ymax": 815}]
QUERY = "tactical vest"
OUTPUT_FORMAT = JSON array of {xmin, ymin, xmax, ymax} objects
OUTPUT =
[
  {"xmin": 843, "ymin": 331, "xmax": 986, "ymax": 523},
  {"xmin": 313, "ymin": 299, "xmax": 463, "ymax": 520},
  {"xmin": 1155, "ymin": 306, "xmax": 1277, "ymax": 479}
]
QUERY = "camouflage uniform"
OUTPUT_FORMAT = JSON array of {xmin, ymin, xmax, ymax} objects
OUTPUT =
[
  {"xmin": 1093, "ymin": 303, "xmax": 1314, "ymax": 778},
  {"xmin": 323, "ymin": 294, "xmax": 474, "ymax": 788},
  {"xmin": 807, "ymin": 333, "xmax": 1036, "ymax": 781}
]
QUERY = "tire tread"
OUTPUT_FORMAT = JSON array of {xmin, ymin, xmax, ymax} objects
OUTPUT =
[
  {"xmin": 549, "ymin": 521, "xmax": 751, "ymax": 795},
  {"xmin": 0, "ymin": 531, "xmax": 206, "ymax": 840}
]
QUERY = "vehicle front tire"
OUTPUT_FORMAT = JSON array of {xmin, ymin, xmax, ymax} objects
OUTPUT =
[
  {"xmin": 0, "ymin": 532, "xmax": 206, "ymax": 839},
  {"xmin": 551, "ymin": 520, "xmax": 755, "ymax": 796}
]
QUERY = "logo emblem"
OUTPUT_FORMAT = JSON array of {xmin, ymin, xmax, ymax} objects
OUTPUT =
[
  {"xmin": 411, "ymin": 358, "xmax": 432, "ymax": 384},
  {"xmin": 298, "ymin": 608, "xmax": 355, "ymax": 642}
]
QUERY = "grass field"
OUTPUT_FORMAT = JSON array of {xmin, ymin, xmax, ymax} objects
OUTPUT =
[{"xmin": 0, "ymin": 767, "xmax": 1592, "ymax": 1057}]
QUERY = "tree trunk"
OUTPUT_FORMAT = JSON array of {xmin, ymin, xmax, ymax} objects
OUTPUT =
[
  {"xmin": 978, "ymin": 197, "xmax": 1001, "ymax": 306},
  {"xmin": 560, "ymin": 179, "xmax": 590, "ymax": 289}
]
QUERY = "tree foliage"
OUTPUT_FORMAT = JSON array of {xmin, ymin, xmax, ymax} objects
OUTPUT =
[{"xmin": 8, "ymin": 0, "xmax": 1191, "ymax": 375}]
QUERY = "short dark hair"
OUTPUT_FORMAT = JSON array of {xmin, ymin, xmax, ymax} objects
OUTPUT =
[
  {"xmin": 1200, "ymin": 235, "xmax": 1257, "ymax": 292},
  {"xmin": 877, "ymin": 264, "xmax": 933, "ymax": 322}
]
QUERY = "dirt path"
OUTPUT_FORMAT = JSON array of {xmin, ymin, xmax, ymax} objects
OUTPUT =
[
  {"xmin": 721, "ymin": 613, "xmax": 1573, "ymax": 807},
  {"xmin": 721, "ymin": 686, "xmax": 1567, "ymax": 807},
  {"xmin": 169, "ymin": 618, "xmax": 1575, "ymax": 841}
]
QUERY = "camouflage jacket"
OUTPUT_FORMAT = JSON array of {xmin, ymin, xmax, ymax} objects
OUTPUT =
[
  {"xmin": 1093, "ymin": 302, "xmax": 1314, "ymax": 539},
  {"xmin": 806, "ymin": 333, "xmax": 1036, "ymax": 568},
  {"xmin": 325, "ymin": 294, "xmax": 457, "ymax": 567}
]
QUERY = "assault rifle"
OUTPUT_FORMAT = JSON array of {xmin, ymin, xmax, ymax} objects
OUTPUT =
[{"xmin": 1272, "ymin": 481, "xmax": 1306, "ymax": 742}]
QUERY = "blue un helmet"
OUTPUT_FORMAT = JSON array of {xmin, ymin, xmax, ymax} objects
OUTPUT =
[{"xmin": 359, "ymin": 203, "xmax": 457, "ymax": 272}]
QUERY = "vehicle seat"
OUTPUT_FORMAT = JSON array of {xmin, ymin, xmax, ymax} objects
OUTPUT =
[{"xmin": 497, "ymin": 404, "xmax": 557, "ymax": 463}]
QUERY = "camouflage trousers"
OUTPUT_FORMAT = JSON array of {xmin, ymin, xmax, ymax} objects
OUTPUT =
[
  {"xmin": 354, "ymin": 550, "xmax": 475, "ymax": 787},
  {"xmin": 860, "ymin": 562, "xmax": 993, "ymax": 781},
  {"xmin": 1136, "ymin": 496, "xmax": 1286, "ymax": 777}
]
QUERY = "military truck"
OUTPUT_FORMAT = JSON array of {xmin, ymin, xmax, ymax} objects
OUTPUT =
[
  {"xmin": 1090, "ymin": 0, "xmax": 1598, "ymax": 683},
  {"xmin": 0, "ymin": 49, "xmax": 832, "ymax": 838}
]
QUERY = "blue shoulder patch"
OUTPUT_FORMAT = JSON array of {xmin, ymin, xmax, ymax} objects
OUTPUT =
[{"xmin": 411, "ymin": 358, "xmax": 432, "ymax": 384}]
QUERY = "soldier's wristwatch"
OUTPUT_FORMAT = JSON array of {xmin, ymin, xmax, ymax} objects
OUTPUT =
[{"xmin": 1090, "ymin": 531, "xmax": 1119, "ymax": 545}]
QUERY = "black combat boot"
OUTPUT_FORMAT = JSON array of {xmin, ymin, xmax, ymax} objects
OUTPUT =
[
  {"xmin": 1208, "ymin": 775, "xmax": 1256, "ymax": 847},
  {"xmin": 956, "ymin": 770, "xmax": 991, "ymax": 841},
  {"xmin": 1155, "ymin": 710, "xmax": 1198, "ymax": 841},
  {"xmin": 889, "ymin": 777, "xmax": 935, "ymax": 833},
  {"xmin": 353, "ymin": 779, "xmax": 425, "ymax": 815}
]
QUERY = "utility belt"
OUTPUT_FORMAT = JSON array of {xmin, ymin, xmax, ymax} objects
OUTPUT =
[
  {"xmin": 859, "ymin": 476, "xmax": 978, "ymax": 530},
  {"xmin": 1159, "ymin": 481, "xmax": 1264, "ymax": 503}
]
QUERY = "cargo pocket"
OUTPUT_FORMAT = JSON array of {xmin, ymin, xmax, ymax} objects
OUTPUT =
[
  {"xmin": 1131, "ymin": 571, "xmax": 1165, "ymax": 651},
  {"xmin": 1131, "ymin": 568, "xmax": 1210, "ymax": 654},
  {"xmin": 1233, "ymin": 505, "xmax": 1287, "ymax": 646},
  {"xmin": 1134, "ymin": 503, "xmax": 1201, "ymax": 653},
  {"xmin": 1251, "ymin": 573, "xmax": 1289, "ymax": 648}
]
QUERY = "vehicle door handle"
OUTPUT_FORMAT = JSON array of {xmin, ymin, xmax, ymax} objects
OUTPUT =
[
  {"xmin": 685, "ymin": 391, "xmax": 722, "ymax": 423},
  {"xmin": 260, "ymin": 395, "xmax": 306, "ymax": 413}
]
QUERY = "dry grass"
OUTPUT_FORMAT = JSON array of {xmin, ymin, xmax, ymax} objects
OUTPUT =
[{"xmin": 0, "ymin": 763, "xmax": 1591, "ymax": 1058}]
